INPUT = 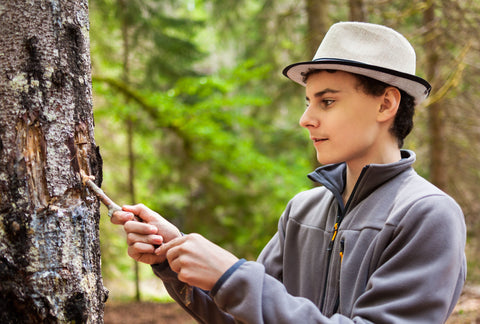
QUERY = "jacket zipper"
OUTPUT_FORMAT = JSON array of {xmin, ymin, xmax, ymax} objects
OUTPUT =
[
  {"xmin": 319, "ymin": 212, "xmax": 342, "ymax": 312},
  {"xmin": 319, "ymin": 166, "xmax": 369, "ymax": 313},
  {"xmin": 332, "ymin": 239, "xmax": 345, "ymax": 313}
]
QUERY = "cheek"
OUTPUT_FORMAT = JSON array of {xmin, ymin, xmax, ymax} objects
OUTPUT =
[
  {"xmin": 348, "ymin": 101, "xmax": 379, "ymax": 129},
  {"xmin": 339, "ymin": 112, "xmax": 378, "ymax": 145}
]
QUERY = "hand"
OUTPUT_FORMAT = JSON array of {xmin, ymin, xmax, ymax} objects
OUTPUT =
[
  {"xmin": 156, "ymin": 233, "xmax": 239, "ymax": 291},
  {"xmin": 111, "ymin": 204, "xmax": 182, "ymax": 265}
]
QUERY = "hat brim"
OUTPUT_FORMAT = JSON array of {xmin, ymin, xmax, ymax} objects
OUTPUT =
[{"xmin": 283, "ymin": 59, "xmax": 431, "ymax": 105}]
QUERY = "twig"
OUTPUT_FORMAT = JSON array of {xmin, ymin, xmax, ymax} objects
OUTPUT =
[{"xmin": 80, "ymin": 170, "xmax": 122, "ymax": 217}]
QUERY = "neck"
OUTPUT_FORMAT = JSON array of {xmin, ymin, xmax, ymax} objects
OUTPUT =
[
  {"xmin": 342, "ymin": 168, "xmax": 359, "ymax": 205},
  {"xmin": 342, "ymin": 148, "xmax": 402, "ymax": 204}
]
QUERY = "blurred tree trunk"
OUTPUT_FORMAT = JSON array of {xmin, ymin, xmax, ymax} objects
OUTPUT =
[
  {"xmin": 0, "ymin": 1, "xmax": 107, "ymax": 322},
  {"xmin": 306, "ymin": 0, "xmax": 329, "ymax": 169},
  {"xmin": 423, "ymin": 2, "xmax": 447, "ymax": 190},
  {"xmin": 118, "ymin": 0, "xmax": 142, "ymax": 302},
  {"xmin": 306, "ymin": 0, "xmax": 329, "ymax": 57},
  {"xmin": 349, "ymin": 0, "xmax": 366, "ymax": 21},
  {"xmin": 127, "ymin": 116, "xmax": 141, "ymax": 302}
]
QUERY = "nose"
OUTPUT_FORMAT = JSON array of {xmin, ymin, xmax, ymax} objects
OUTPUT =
[{"xmin": 299, "ymin": 106, "xmax": 319, "ymax": 128}]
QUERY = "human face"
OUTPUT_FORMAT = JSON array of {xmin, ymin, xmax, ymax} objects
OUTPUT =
[{"xmin": 300, "ymin": 71, "xmax": 385, "ymax": 168}]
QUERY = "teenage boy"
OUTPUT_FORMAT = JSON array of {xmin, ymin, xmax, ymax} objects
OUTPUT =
[{"xmin": 112, "ymin": 22, "xmax": 466, "ymax": 323}]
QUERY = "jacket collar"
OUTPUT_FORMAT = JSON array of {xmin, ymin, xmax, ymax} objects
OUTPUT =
[{"xmin": 307, "ymin": 150, "xmax": 416, "ymax": 214}]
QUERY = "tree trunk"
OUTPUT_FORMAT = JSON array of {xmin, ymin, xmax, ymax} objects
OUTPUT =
[
  {"xmin": 305, "ymin": 0, "xmax": 329, "ymax": 170},
  {"xmin": 423, "ymin": 2, "xmax": 447, "ymax": 190},
  {"xmin": 0, "ymin": 1, "xmax": 107, "ymax": 322},
  {"xmin": 349, "ymin": 0, "xmax": 366, "ymax": 21},
  {"xmin": 306, "ymin": 0, "xmax": 329, "ymax": 57},
  {"xmin": 127, "ymin": 117, "xmax": 141, "ymax": 302},
  {"xmin": 118, "ymin": 0, "xmax": 141, "ymax": 301}
]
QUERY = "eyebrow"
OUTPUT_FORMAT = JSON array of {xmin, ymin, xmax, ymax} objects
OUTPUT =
[{"xmin": 306, "ymin": 88, "xmax": 340, "ymax": 100}]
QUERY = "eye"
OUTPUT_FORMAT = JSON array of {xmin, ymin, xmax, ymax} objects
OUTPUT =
[{"xmin": 322, "ymin": 99, "xmax": 335, "ymax": 107}]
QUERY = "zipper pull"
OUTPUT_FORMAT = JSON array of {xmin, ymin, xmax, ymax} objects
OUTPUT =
[
  {"xmin": 328, "ymin": 222, "xmax": 339, "ymax": 252},
  {"xmin": 339, "ymin": 239, "xmax": 345, "ymax": 263},
  {"xmin": 331, "ymin": 222, "xmax": 338, "ymax": 241}
]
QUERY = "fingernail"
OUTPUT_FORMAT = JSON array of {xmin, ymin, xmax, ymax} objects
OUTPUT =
[{"xmin": 152, "ymin": 236, "xmax": 163, "ymax": 244}]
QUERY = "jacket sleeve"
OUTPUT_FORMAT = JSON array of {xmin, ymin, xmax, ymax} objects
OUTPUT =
[
  {"xmin": 212, "ymin": 199, "xmax": 347, "ymax": 324},
  {"xmin": 210, "ymin": 195, "xmax": 466, "ymax": 324}
]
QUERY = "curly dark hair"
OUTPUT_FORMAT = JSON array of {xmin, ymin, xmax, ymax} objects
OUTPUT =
[{"xmin": 301, "ymin": 69, "xmax": 415, "ymax": 148}]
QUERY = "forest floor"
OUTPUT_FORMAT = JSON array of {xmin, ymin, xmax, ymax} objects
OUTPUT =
[
  {"xmin": 104, "ymin": 301, "xmax": 195, "ymax": 324},
  {"xmin": 104, "ymin": 285, "xmax": 480, "ymax": 324}
]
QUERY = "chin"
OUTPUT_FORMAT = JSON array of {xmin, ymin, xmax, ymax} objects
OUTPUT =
[{"xmin": 316, "ymin": 152, "xmax": 343, "ymax": 166}]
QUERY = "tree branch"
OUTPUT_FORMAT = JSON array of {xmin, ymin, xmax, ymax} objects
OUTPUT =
[
  {"xmin": 422, "ymin": 41, "xmax": 472, "ymax": 107},
  {"xmin": 92, "ymin": 75, "xmax": 192, "ymax": 152}
]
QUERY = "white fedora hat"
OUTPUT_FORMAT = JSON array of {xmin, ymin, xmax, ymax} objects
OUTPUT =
[{"xmin": 283, "ymin": 22, "xmax": 431, "ymax": 104}]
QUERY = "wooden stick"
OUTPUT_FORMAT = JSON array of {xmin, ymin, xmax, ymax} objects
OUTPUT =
[{"xmin": 80, "ymin": 170, "xmax": 121, "ymax": 217}]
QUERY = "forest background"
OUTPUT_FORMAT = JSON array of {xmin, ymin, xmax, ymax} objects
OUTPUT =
[{"xmin": 89, "ymin": 0, "xmax": 480, "ymax": 301}]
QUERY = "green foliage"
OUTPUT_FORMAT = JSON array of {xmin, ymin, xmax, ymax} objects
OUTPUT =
[
  {"xmin": 90, "ymin": 0, "xmax": 480, "ymax": 298},
  {"xmin": 94, "ymin": 60, "xmax": 311, "ymax": 258},
  {"xmin": 90, "ymin": 1, "xmax": 313, "ymax": 293},
  {"xmin": 90, "ymin": 0, "xmax": 205, "ymax": 87}
]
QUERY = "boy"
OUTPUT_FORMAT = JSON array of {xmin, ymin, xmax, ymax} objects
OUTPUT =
[{"xmin": 112, "ymin": 22, "xmax": 466, "ymax": 323}]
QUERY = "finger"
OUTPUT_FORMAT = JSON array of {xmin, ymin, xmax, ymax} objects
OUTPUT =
[
  {"xmin": 127, "ymin": 233, "xmax": 163, "ymax": 246},
  {"xmin": 128, "ymin": 242, "xmax": 156, "ymax": 257},
  {"xmin": 110, "ymin": 210, "xmax": 135, "ymax": 225},
  {"xmin": 122, "ymin": 204, "xmax": 160, "ymax": 223},
  {"xmin": 168, "ymin": 250, "xmax": 183, "ymax": 273},
  {"xmin": 155, "ymin": 235, "xmax": 185, "ymax": 256},
  {"xmin": 124, "ymin": 220, "xmax": 158, "ymax": 235}
]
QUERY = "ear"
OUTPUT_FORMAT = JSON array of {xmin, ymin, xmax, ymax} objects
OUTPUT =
[{"xmin": 377, "ymin": 87, "xmax": 401, "ymax": 123}]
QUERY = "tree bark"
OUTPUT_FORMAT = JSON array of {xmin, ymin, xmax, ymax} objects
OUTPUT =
[{"xmin": 0, "ymin": 1, "xmax": 107, "ymax": 322}]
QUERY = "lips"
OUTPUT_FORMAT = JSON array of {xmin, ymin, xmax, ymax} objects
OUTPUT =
[{"xmin": 311, "ymin": 137, "xmax": 328, "ymax": 142}]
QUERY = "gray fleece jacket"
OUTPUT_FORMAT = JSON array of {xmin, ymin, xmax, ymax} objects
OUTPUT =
[{"xmin": 152, "ymin": 150, "xmax": 466, "ymax": 323}]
